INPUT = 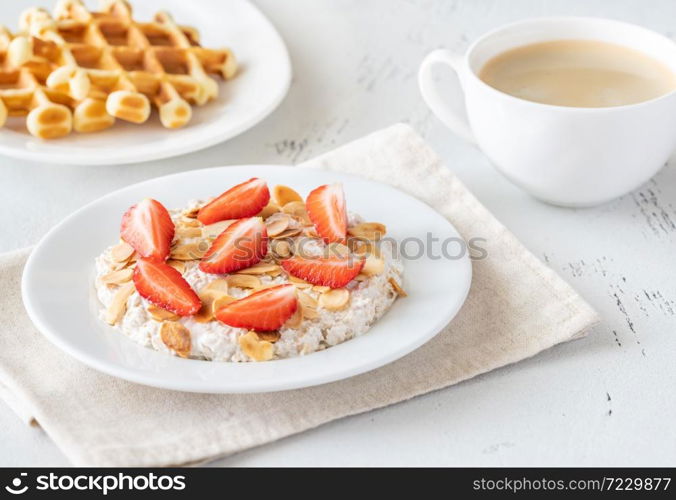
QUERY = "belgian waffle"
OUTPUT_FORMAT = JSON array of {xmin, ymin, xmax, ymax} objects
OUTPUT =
[{"xmin": 0, "ymin": 0, "xmax": 237, "ymax": 139}]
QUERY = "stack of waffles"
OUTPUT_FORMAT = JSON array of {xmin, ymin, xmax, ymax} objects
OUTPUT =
[{"xmin": 0, "ymin": 0, "xmax": 237, "ymax": 139}]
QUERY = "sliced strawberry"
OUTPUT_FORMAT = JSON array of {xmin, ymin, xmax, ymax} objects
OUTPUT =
[
  {"xmin": 215, "ymin": 284, "xmax": 297, "ymax": 330},
  {"xmin": 133, "ymin": 258, "xmax": 201, "ymax": 316},
  {"xmin": 306, "ymin": 184, "xmax": 347, "ymax": 244},
  {"xmin": 120, "ymin": 198, "xmax": 174, "ymax": 261},
  {"xmin": 281, "ymin": 255, "xmax": 364, "ymax": 288},
  {"xmin": 199, "ymin": 217, "xmax": 268, "ymax": 274},
  {"xmin": 197, "ymin": 178, "xmax": 270, "ymax": 225}
]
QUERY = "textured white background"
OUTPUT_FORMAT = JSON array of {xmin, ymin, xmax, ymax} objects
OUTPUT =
[{"xmin": 1, "ymin": 0, "xmax": 675, "ymax": 466}]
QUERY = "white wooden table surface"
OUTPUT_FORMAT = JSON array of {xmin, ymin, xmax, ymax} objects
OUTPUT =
[{"xmin": 1, "ymin": 0, "xmax": 675, "ymax": 466}]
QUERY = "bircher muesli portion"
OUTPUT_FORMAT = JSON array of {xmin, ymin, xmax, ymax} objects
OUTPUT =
[{"xmin": 94, "ymin": 178, "xmax": 405, "ymax": 362}]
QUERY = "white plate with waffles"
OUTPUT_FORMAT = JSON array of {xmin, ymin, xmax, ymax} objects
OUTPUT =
[
  {"xmin": 22, "ymin": 166, "xmax": 472, "ymax": 393},
  {"xmin": 0, "ymin": 0, "xmax": 291, "ymax": 165}
]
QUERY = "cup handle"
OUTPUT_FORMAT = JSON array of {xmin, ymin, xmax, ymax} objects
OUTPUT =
[{"xmin": 418, "ymin": 49, "xmax": 476, "ymax": 144}]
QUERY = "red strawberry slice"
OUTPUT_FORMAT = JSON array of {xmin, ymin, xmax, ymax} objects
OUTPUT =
[
  {"xmin": 215, "ymin": 284, "xmax": 298, "ymax": 330},
  {"xmin": 197, "ymin": 178, "xmax": 270, "ymax": 225},
  {"xmin": 199, "ymin": 217, "xmax": 268, "ymax": 274},
  {"xmin": 133, "ymin": 258, "xmax": 201, "ymax": 316},
  {"xmin": 281, "ymin": 255, "xmax": 364, "ymax": 288},
  {"xmin": 306, "ymin": 184, "xmax": 347, "ymax": 244},
  {"xmin": 120, "ymin": 198, "xmax": 174, "ymax": 261}
]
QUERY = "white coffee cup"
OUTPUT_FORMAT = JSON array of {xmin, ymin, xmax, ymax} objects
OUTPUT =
[{"xmin": 419, "ymin": 17, "xmax": 676, "ymax": 207}]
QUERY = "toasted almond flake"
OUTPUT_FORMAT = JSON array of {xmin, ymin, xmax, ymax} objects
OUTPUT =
[
  {"xmin": 160, "ymin": 321, "xmax": 191, "ymax": 358},
  {"xmin": 388, "ymin": 277, "xmax": 408, "ymax": 297},
  {"xmin": 235, "ymin": 262, "xmax": 281, "ymax": 275},
  {"xmin": 239, "ymin": 331, "xmax": 274, "ymax": 361},
  {"xmin": 170, "ymin": 242, "xmax": 207, "ymax": 261},
  {"xmin": 348, "ymin": 239, "xmax": 381, "ymax": 258},
  {"xmin": 226, "ymin": 274, "xmax": 261, "ymax": 289},
  {"xmin": 202, "ymin": 219, "xmax": 236, "ymax": 239},
  {"xmin": 362, "ymin": 254, "xmax": 385, "ymax": 276},
  {"xmin": 348, "ymin": 222, "xmax": 387, "ymax": 240},
  {"xmin": 354, "ymin": 272, "xmax": 369, "ymax": 282},
  {"xmin": 282, "ymin": 201, "xmax": 311, "ymax": 224},
  {"xmin": 271, "ymin": 227, "xmax": 302, "ymax": 240},
  {"xmin": 166, "ymin": 259, "xmax": 186, "ymax": 273},
  {"xmin": 256, "ymin": 331, "xmax": 281, "ymax": 343},
  {"xmin": 175, "ymin": 226, "xmax": 202, "ymax": 238},
  {"xmin": 193, "ymin": 292, "xmax": 219, "ymax": 323},
  {"xmin": 101, "ymin": 268, "xmax": 134, "ymax": 285},
  {"xmin": 273, "ymin": 185, "xmax": 303, "ymax": 206},
  {"xmin": 203, "ymin": 279, "xmax": 229, "ymax": 295},
  {"xmin": 297, "ymin": 290, "xmax": 319, "ymax": 319},
  {"xmin": 182, "ymin": 207, "xmax": 200, "ymax": 218},
  {"xmin": 111, "ymin": 241, "xmax": 135, "ymax": 263},
  {"xmin": 258, "ymin": 201, "xmax": 281, "ymax": 219},
  {"xmin": 105, "ymin": 282, "xmax": 135, "ymax": 325},
  {"xmin": 318, "ymin": 288, "xmax": 350, "ymax": 311},
  {"xmin": 325, "ymin": 242, "xmax": 350, "ymax": 258},
  {"xmin": 211, "ymin": 294, "xmax": 236, "ymax": 316},
  {"xmin": 288, "ymin": 275, "xmax": 313, "ymax": 289},
  {"xmin": 271, "ymin": 239, "xmax": 292, "ymax": 258},
  {"xmin": 284, "ymin": 306, "xmax": 303, "ymax": 328},
  {"xmin": 179, "ymin": 216, "xmax": 202, "ymax": 227},
  {"xmin": 147, "ymin": 304, "xmax": 181, "ymax": 321},
  {"xmin": 313, "ymin": 285, "xmax": 331, "ymax": 294},
  {"xmin": 265, "ymin": 213, "xmax": 291, "ymax": 236}
]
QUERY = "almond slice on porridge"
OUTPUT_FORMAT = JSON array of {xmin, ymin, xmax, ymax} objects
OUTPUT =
[
  {"xmin": 201, "ymin": 219, "xmax": 236, "ymax": 239},
  {"xmin": 348, "ymin": 222, "xmax": 387, "ymax": 240},
  {"xmin": 272, "ymin": 185, "xmax": 303, "ymax": 206},
  {"xmin": 256, "ymin": 331, "xmax": 281, "ymax": 343},
  {"xmin": 147, "ymin": 304, "xmax": 181, "ymax": 322},
  {"xmin": 362, "ymin": 254, "xmax": 385, "ymax": 276},
  {"xmin": 258, "ymin": 201, "xmax": 281, "ymax": 219},
  {"xmin": 234, "ymin": 262, "xmax": 281, "ymax": 275},
  {"xmin": 238, "ymin": 331, "xmax": 274, "ymax": 361},
  {"xmin": 318, "ymin": 288, "xmax": 350, "ymax": 311},
  {"xmin": 388, "ymin": 277, "xmax": 407, "ymax": 297},
  {"xmin": 160, "ymin": 322, "xmax": 191, "ymax": 358},
  {"xmin": 100, "ymin": 268, "xmax": 134, "ymax": 285},
  {"xmin": 111, "ymin": 241, "xmax": 135, "ymax": 263},
  {"xmin": 105, "ymin": 282, "xmax": 135, "ymax": 325},
  {"xmin": 226, "ymin": 274, "xmax": 262, "ymax": 289}
]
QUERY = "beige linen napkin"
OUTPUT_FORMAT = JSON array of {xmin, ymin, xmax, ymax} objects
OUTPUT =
[{"xmin": 0, "ymin": 124, "xmax": 598, "ymax": 466}]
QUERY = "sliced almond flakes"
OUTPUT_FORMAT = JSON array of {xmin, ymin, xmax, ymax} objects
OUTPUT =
[
  {"xmin": 272, "ymin": 185, "xmax": 303, "ymax": 207},
  {"xmin": 101, "ymin": 268, "xmax": 133, "ymax": 285},
  {"xmin": 256, "ymin": 331, "xmax": 281, "ymax": 343},
  {"xmin": 388, "ymin": 277, "xmax": 408, "ymax": 297},
  {"xmin": 160, "ymin": 321, "xmax": 191, "ymax": 358},
  {"xmin": 166, "ymin": 259, "xmax": 186, "ymax": 274},
  {"xmin": 105, "ymin": 282, "xmax": 135, "ymax": 325},
  {"xmin": 362, "ymin": 254, "xmax": 385, "ymax": 276},
  {"xmin": 265, "ymin": 213, "xmax": 291, "ymax": 237},
  {"xmin": 170, "ymin": 243, "xmax": 207, "ymax": 261},
  {"xmin": 202, "ymin": 219, "xmax": 236, "ymax": 239},
  {"xmin": 318, "ymin": 288, "xmax": 350, "ymax": 311},
  {"xmin": 111, "ymin": 241, "xmax": 135, "ymax": 263},
  {"xmin": 239, "ymin": 331, "xmax": 274, "ymax": 361},
  {"xmin": 147, "ymin": 304, "xmax": 181, "ymax": 322},
  {"xmin": 175, "ymin": 226, "xmax": 202, "ymax": 239},
  {"xmin": 226, "ymin": 274, "xmax": 261, "ymax": 289},
  {"xmin": 235, "ymin": 262, "xmax": 281, "ymax": 275},
  {"xmin": 348, "ymin": 222, "xmax": 387, "ymax": 241}
]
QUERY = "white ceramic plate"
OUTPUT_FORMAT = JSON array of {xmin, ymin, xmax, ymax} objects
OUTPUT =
[
  {"xmin": 0, "ymin": 0, "xmax": 291, "ymax": 165},
  {"xmin": 22, "ymin": 166, "xmax": 472, "ymax": 393}
]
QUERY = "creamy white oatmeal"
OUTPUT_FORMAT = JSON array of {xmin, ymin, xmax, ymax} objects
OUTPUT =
[{"xmin": 95, "ymin": 203, "xmax": 404, "ymax": 362}]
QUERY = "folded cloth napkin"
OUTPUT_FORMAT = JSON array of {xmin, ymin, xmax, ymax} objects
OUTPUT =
[{"xmin": 0, "ymin": 124, "xmax": 598, "ymax": 466}]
